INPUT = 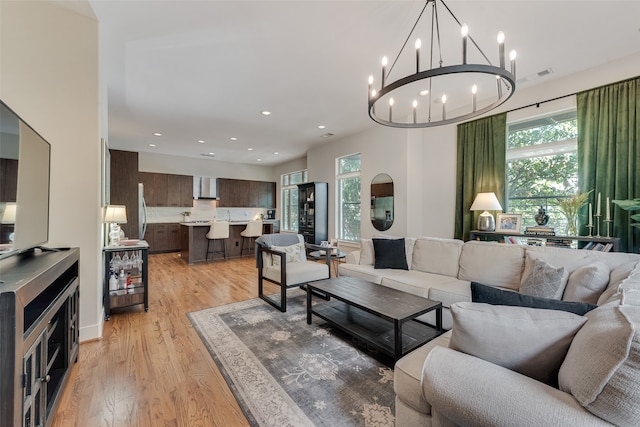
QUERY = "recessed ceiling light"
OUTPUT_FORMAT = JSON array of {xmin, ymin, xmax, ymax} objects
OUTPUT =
[
  {"xmin": 230, "ymin": 137, "xmax": 238, "ymax": 141},
  {"xmin": 261, "ymin": 111, "xmax": 271, "ymax": 116},
  {"xmin": 153, "ymin": 132, "xmax": 162, "ymax": 136},
  {"xmin": 273, "ymin": 152, "xmax": 279, "ymax": 155},
  {"xmin": 197, "ymin": 140, "xmax": 205, "ymax": 143},
  {"xmin": 318, "ymin": 125, "xmax": 326, "ymax": 129},
  {"xmin": 247, "ymin": 148, "xmax": 254, "ymax": 151},
  {"xmin": 149, "ymin": 143, "xmax": 157, "ymax": 147},
  {"xmin": 419, "ymin": 90, "xmax": 429, "ymax": 96},
  {"xmin": 209, "ymin": 152, "xmax": 215, "ymax": 156},
  {"xmin": 257, "ymin": 158, "xmax": 262, "ymax": 162}
]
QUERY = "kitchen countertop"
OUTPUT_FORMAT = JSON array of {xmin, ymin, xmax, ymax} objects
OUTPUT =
[{"xmin": 179, "ymin": 219, "xmax": 279, "ymax": 227}]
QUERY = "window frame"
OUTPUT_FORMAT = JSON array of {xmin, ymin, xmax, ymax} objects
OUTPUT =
[
  {"xmin": 336, "ymin": 153, "xmax": 361, "ymax": 242},
  {"xmin": 280, "ymin": 170, "xmax": 308, "ymax": 232}
]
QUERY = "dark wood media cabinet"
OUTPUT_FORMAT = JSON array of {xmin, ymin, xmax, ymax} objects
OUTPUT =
[{"xmin": 0, "ymin": 248, "xmax": 80, "ymax": 427}]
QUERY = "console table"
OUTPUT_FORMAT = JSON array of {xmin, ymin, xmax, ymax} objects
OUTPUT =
[
  {"xmin": 0, "ymin": 248, "xmax": 80, "ymax": 427},
  {"xmin": 469, "ymin": 230, "xmax": 621, "ymax": 252}
]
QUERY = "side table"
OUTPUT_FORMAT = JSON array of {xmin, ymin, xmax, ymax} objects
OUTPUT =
[{"xmin": 308, "ymin": 249, "xmax": 346, "ymax": 277}]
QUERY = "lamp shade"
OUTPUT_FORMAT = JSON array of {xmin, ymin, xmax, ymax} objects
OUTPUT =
[
  {"xmin": 103, "ymin": 205, "xmax": 127, "ymax": 224},
  {"xmin": 470, "ymin": 192, "xmax": 503, "ymax": 211},
  {"xmin": 1, "ymin": 202, "xmax": 16, "ymax": 224}
]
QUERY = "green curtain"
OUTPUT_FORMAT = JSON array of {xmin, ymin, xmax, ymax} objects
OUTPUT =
[
  {"xmin": 454, "ymin": 113, "xmax": 507, "ymax": 241},
  {"xmin": 577, "ymin": 76, "xmax": 640, "ymax": 252}
]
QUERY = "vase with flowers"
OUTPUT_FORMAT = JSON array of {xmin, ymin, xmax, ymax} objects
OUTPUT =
[{"xmin": 557, "ymin": 190, "xmax": 592, "ymax": 236}]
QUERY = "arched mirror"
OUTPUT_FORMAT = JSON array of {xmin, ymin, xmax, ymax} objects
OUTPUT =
[{"xmin": 370, "ymin": 173, "xmax": 394, "ymax": 231}]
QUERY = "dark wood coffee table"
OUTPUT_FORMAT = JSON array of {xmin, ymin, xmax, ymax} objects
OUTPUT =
[{"xmin": 306, "ymin": 277, "xmax": 443, "ymax": 361}]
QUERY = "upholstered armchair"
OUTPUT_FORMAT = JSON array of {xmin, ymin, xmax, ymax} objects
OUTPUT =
[{"xmin": 256, "ymin": 234, "xmax": 330, "ymax": 312}]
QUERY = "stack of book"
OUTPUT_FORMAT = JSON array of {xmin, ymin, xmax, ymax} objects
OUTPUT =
[
  {"xmin": 524, "ymin": 225, "xmax": 556, "ymax": 236},
  {"xmin": 583, "ymin": 242, "xmax": 614, "ymax": 252},
  {"xmin": 545, "ymin": 238, "xmax": 573, "ymax": 248}
]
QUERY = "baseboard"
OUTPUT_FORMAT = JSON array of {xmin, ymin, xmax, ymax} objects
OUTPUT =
[{"xmin": 79, "ymin": 308, "xmax": 104, "ymax": 342}]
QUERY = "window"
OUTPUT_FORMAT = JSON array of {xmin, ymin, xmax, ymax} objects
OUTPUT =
[
  {"xmin": 506, "ymin": 110, "xmax": 578, "ymax": 233},
  {"xmin": 281, "ymin": 170, "xmax": 308, "ymax": 232},
  {"xmin": 336, "ymin": 153, "xmax": 361, "ymax": 241}
]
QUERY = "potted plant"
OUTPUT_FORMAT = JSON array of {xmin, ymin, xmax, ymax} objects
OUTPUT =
[{"xmin": 556, "ymin": 190, "xmax": 592, "ymax": 236}]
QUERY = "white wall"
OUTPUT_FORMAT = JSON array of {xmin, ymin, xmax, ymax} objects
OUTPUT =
[
  {"xmin": 139, "ymin": 151, "xmax": 275, "ymax": 181},
  {"xmin": 272, "ymin": 156, "xmax": 307, "ymax": 221},
  {"xmin": 1, "ymin": 1, "xmax": 102, "ymax": 340}
]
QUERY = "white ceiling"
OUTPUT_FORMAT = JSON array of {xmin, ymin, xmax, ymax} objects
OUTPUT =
[{"xmin": 88, "ymin": 0, "xmax": 640, "ymax": 166}]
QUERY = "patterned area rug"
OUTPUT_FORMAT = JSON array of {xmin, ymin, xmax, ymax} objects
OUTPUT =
[{"xmin": 188, "ymin": 290, "xmax": 395, "ymax": 427}]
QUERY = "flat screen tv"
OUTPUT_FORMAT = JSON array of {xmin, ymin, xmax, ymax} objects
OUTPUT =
[{"xmin": 0, "ymin": 100, "xmax": 51, "ymax": 259}]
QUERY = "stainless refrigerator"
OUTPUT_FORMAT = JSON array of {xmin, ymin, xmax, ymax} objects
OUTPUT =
[{"xmin": 138, "ymin": 183, "xmax": 147, "ymax": 239}]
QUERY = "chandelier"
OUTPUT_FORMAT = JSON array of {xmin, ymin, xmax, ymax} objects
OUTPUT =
[{"xmin": 368, "ymin": 0, "xmax": 517, "ymax": 128}]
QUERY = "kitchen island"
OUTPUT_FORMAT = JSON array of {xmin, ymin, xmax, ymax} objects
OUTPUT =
[{"xmin": 180, "ymin": 220, "xmax": 280, "ymax": 265}]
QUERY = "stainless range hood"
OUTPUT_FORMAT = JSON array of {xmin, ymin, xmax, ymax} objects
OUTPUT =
[{"xmin": 193, "ymin": 176, "xmax": 217, "ymax": 199}]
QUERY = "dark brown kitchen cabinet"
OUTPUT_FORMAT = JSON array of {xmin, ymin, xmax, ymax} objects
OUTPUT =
[
  {"xmin": 145, "ymin": 223, "xmax": 181, "ymax": 253},
  {"xmin": 110, "ymin": 150, "xmax": 139, "ymax": 239},
  {"xmin": 0, "ymin": 158, "xmax": 18, "ymax": 202},
  {"xmin": 139, "ymin": 172, "xmax": 192, "ymax": 207},
  {"xmin": 217, "ymin": 178, "xmax": 276, "ymax": 208}
]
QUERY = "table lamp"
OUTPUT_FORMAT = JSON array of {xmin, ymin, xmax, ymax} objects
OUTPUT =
[
  {"xmin": 104, "ymin": 205, "xmax": 127, "ymax": 246},
  {"xmin": 470, "ymin": 192, "xmax": 502, "ymax": 231}
]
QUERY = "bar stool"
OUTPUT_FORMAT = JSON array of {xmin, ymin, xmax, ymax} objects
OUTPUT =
[
  {"xmin": 206, "ymin": 221, "xmax": 229, "ymax": 261},
  {"xmin": 240, "ymin": 220, "xmax": 263, "ymax": 256}
]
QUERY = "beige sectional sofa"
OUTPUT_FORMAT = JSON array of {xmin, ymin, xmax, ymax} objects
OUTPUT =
[{"xmin": 338, "ymin": 237, "xmax": 640, "ymax": 426}]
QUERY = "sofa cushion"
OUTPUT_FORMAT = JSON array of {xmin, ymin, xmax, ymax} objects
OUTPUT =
[
  {"xmin": 380, "ymin": 272, "xmax": 462, "ymax": 299},
  {"xmin": 563, "ymin": 262, "xmax": 610, "ymax": 304},
  {"xmin": 263, "ymin": 261, "xmax": 329, "ymax": 286},
  {"xmin": 558, "ymin": 301, "xmax": 640, "ymax": 426},
  {"xmin": 394, "ymin": 331, "xmax": 451, "ymax": 415},
  {"xmin": 337, "ymin": 263, "xmax": 383, "ymax": 284},
  {"xmin": 411, "ymin": 237, "xmax": 463, "ymax": 277},
  {"xmin": 520, "ymin": 258, "xmax": 567, "ymax": 299},
  {"xmin": 471, "ymin": 282, "xmax": 597, "ymax": 315},
  {"xmin": 449, "ymin": 302, "xmax": 587, "ymax": 386},
  {"xmin": 521, "ymin": 246, "xmax": 588, "ymax": 286},
  {"xmin": 373, "ymin": 238, "xmax": 408, "ymax": 270},
  {"xmin": 458, "ymin": 241, "xmax": 524, "ymax": 290}
]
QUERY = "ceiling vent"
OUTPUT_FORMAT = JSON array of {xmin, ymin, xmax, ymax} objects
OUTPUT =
[
  {"xmin": 200, "ymin": 153, "xmax": 216, "ymax": 158},
  {"xmin": 537, "ymin": 68, "xmax": 554, "ymax": 77}
]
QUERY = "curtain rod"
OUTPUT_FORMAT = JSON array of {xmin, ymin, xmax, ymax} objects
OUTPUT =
[{"xmin": 505, "ymin": 92, "xmax": 576, "ymax": 115}]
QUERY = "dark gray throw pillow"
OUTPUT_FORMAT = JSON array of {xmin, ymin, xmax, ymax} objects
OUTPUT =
[
  {"xmin": 373, "ymin": 238, "xmax": 408, "ymax": 270},
  {"xmin": 471, "ymin": 282, "xmax": 597, "ymax": 316}
]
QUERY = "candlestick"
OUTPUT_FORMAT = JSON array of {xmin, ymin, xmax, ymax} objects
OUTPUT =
[
  {"xmin": 604, "ymin": 219, "xmax": 613, "ymax": 238},
  {"xmin": 509, "ymin": 50, "xmax": 517, "ymax": 78},
  {"xmin": 588, "ymin": 203, "xmax": 593, "ymax": 226},
  {"xmin": 415, "ymin": 39, "xmax": 421, "ymax": 74},
  {"xmin": 461, "ymin": 25, "xmax": 468, "ymax": 64},
  {"xmin": 606, "ymin": 196, "xmax": 611, "ymax": 221},
  {"xmin": 472, "ymin": 85, "xmax": 477, "ymax": 112},
  {"xmin": 497, "ymin": 31, "xmax": 505, "ymax": 69},
  {"xmin": 388, "ymin": 98, "xmax": 393, "ymax": 122},
  {"xmin": 381, "ymin": 56, "xmax": 388, "ymax": 88},
  {"xmin": 441, "ymin": 94, "xmax": 447, "ymax": 120},
  {"xmin": 368, "ymin": 75, "xmax": 373, "ymax": 100},
  {"xmin": 594, "ymin": 214, "xmax": 602, "ymax": 237},
  {"xmin": 597, "ymin": 192, "xmax": 601, "ymax": 216},
  {"xmin": 586, "ymin": 224, "xmax": 594, "ymax": 238},
  {"xmin": 412, "ymin": 100, "xmax": 417, "ymax": 124}
]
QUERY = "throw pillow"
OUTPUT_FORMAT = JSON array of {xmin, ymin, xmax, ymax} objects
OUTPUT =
[
  {"xmin": 562, "ymin": 262, "xmax": 610, "ymax": 304},
  {"xmin": 271, "ymin": 244, "xmax": 301, "ymax": 267},
  {"xmin": 558, "ymin": 302, "xmax": 640, "ymax": 426},
  {"xmin": 471, "ymin": 282, "xmax": 597, "ymax": 316},
  {"xmin": 359, "ymin": 238, "xmax": 374, "ymax": 265},
  {"xmin": 520, "ymin": 259, "xmax": 566, "ymax": 299},
  {"xmin": 449, "ymin": 302, "xmax": 587, "ymax": 386},
  {"xmin": 372, "ymin": 238, "xmax": 408, "ymax": 270}
]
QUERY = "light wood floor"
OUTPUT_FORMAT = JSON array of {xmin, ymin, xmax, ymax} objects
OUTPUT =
[{"xmin": 52, "ymin": 252, "xmax": 284, "ymax": 427}]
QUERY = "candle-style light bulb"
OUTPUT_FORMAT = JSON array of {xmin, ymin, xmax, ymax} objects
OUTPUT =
[
  {"xmin": 509, "ymin": 50, "xmax": 517, "ymax": 78},
  {"xmin": 381, "ymin": 56, "xmax": 388, "ymax": 87},
  {"xmin": 496, "ymin": 75, "xmax": 503, "ymax": 98},
  {"xmin": 412, "ymin": 99, "xmax": 418, "ymax": 124},
  {"xmin": 389, "ymin": 97, "xmax": 394, "ymax": 122},
  {"xmin": 368, "ymin": 75, "xmax": 374, "ymax": 100},
  {"xmin": 497, "ymin": 31, "xmax": 505, "ymax": 68},
  {"xmin": 472, "ymin": 84, "xmax": 477, "ymax": 112},
  {"xmin": 415, "ymin": 38, "xmax": 422, "ymax": 73},
  {"xmin": 461, "ymin": 24, "xmax": 469, "ymax": 64},
  {"xmin": 441, "ymin": 95, "xmax": 447, "ymax": 120}
]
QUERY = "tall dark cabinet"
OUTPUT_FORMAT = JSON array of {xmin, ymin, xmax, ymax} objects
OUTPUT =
[
  {"xmin": 298, "ymin": 182, "xmax": 328, "ymax": 244},
  {"xmin": 0, "ymin": 249, "xmax": 80, "ymax": 427}
]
